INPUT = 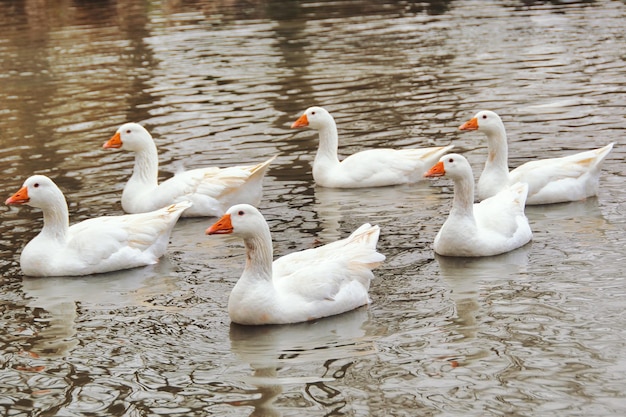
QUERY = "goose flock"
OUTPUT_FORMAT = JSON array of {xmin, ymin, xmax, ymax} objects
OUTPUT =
[{"xmin": 5, "ymin": 108, "xmax": 613, "ymax": 325}]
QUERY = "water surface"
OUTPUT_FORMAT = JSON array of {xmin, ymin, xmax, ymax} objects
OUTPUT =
[{"xmin": 0, "ymin": 0, "xmax": 624, "ymax": 416}]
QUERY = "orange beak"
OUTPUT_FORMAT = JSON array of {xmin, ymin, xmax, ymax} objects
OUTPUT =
[
  {"xmin": 424, "ymin": 161, "xmax": 446, "ymax": 178},
  {"xmin": 206, "ymin": 213, "xmax": 233, "ymax": 235},
  {"xmin": 291, "ymin": 113, "xmax": 309, "ymax": 129},
  {"xmin": 459, "ymin": 117, "xmax": 478, "ymax": 131},
  {"xmin": 103, "ymin": 132, "xmax": 123, "ymax": 149},
  {"xmin": 6, "ymin": 186, "xmax": 30, "ymax": 205}
]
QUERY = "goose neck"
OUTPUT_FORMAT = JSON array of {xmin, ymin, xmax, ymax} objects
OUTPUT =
[
  {"xmin": 450, "ymin": 174, "xmax": 476, "ymax": 219},
  {"xmin": 483, "ymin": 126, "xmax": 510, "ymax": 171},
  {"xmin": 130, "ymin": 144, "xmax": 160, "ymax": 187},
  {"xmin": 315, "ymin": 123, "xmax": 340, "ymax": 163},
  {"xmin": 241, "ymin": 227, "xmax": 274, "ymax": 281},
  {"xmin": 39, "ymin": 194, "xmax": 70, "ymax": 242}
]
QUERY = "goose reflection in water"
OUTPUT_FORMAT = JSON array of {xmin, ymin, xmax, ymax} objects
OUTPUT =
[
  {"xmin": 313, "ymin": 182, "xmax": 439, "ymax": 242},
  {"xmin": 436, "ymin": 246, "xmax": 531, "ymax": 343},
  {"xmin": 228, "ymin": 307, "xmax": 379, "ymax": 416},
  {"xmin": 19, "ymin": 258, "xmax": 178, "ymax": 358}
]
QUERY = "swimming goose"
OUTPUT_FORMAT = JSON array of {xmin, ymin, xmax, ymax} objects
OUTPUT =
[
  {"xmin": 424, "ymin": 154, "xmax": 532, "ymax": 257},
  {"xmin": 103, "ymin": 122, "xmax": 275, "ymax": 216},
  {"xmin": 459, "ymin": 110, "xmax": 613, "ymax": 205},
  {"xmin": 206, "ymin": 204, "xmax": 385, "ymax": 325},
  {"xmin": 291, "ymin": 106, "xmax": 453, "ymax": 188},
  {"xmin": 5, "ymin": 175, "xmax": 190, "ymax": 277}
]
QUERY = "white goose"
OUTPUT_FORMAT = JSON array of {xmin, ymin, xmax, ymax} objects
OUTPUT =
[
  {"xmin": 424, "ymin": 154, "xmax": 532, "ymax": 257},
  {"xmin": 5, "ymin": 175, "xmax": 190, "ymax": 277},
  {"xmin": 206, "ymin": 204, "xmax": 385, "ymax": 325},
  {"xmin": 103, "ymin": 122, "xmax": 276, "ymax": 217},
  {"xmin": 459, "ymin": 110, "xmax": 614, "ymax": 205},
  {"xmin": 291, "ymin": 106, "xmax": 453, "ymax": 188}
]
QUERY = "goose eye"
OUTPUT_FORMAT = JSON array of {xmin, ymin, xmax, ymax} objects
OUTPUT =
[
  {"xmin": 33, "ymin": 183, "xmax": 39, "ymax": 188},
  {"xmin": 126, "ymin": 129, "xmax": 131, "ymax": 134},
  {"xmin": 448, "ymin": 158, "xmax": 454, "ymax": 163},
  {"xmin": 311, "ymin": 111, "xmax": 316, "ymax": 115},
  {"xmin": 482, "ymin": 114, "xmax": 487, "ymax": 119},
  {"xmin": 238, "ymin": 210, "xmax": 245, "ymax": 216}
]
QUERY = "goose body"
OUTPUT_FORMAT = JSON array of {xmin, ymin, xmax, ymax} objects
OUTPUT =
[
  {"xmin": 104, "ymin": 122, "xmax": 275, "ymax": 217},
  {"xmin": 424, "ymin": 154, "xmax": 532, "ymax": 257},
  {"xmin": 207, "ymin": 204, "xmax": 385, "ymax": 325},
  {"xmin": 5, "ymin": 175, "xmax": 190, "ymax": 277},
  {"xmin": 291, "ymin": 106, "xmax": 453, "ymax": 188},
  {"xmin": 459, "ymin": 110, "xmax": 613, "ymax": 205}
]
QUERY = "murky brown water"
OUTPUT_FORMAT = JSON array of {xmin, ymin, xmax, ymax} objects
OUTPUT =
[{"xmin": 1, "ymin": 0, "xmax": 624, "ymax": 415}]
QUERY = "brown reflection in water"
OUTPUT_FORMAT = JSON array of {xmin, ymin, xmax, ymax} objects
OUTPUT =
[{"xmin": 0, "ymin": 0, "xmax": 157, "ymax": 178}]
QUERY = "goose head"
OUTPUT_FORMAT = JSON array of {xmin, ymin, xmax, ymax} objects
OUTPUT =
[
  {"xmin": 206, "ymin": 204, "xmax": 269, "ymax": 239},
  {"xmin": 103, "ymin": 122, "xmax": 153, "ymax": 152},
  {"xmin": 5, "ymin": 175, "xmax": 63, "ymax": 209},
  {"xmin": 291, "ymin": 106, "xmax": 334, "ymax": 131},
  {"xmin": 459, "ymin": 110, "xmax": 504, "ymax": 135},
  {"xmin": 424, "ymin": 154, "xmax": 473, "ymax": 181}
]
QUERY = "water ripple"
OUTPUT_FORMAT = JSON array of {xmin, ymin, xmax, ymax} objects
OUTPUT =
[{"xmin": 0, "ymin": 0, "xmax": 625, "ymax": 416}]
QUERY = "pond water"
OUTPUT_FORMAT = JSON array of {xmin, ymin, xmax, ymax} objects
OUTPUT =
[{"xmin": 0, "ymin": 0, "xmax": 625, "ymax": 415}]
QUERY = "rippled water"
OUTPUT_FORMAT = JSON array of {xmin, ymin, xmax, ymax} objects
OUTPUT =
[{"xmin": 0, "ymin": 0, "xmax": 624, "ymax": 416}]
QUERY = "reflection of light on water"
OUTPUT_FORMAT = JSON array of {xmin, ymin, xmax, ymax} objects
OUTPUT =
[
  {"xmin": 227, "ymin": 307, "xmax": 378, "ymax": 416},
  {"xmin": 521, "ymin": 98, "xmax": 598, "ymax": 114},
  {"xmin": 20, "ymin": 258, "xmax": 178, "ymax": 358}
]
